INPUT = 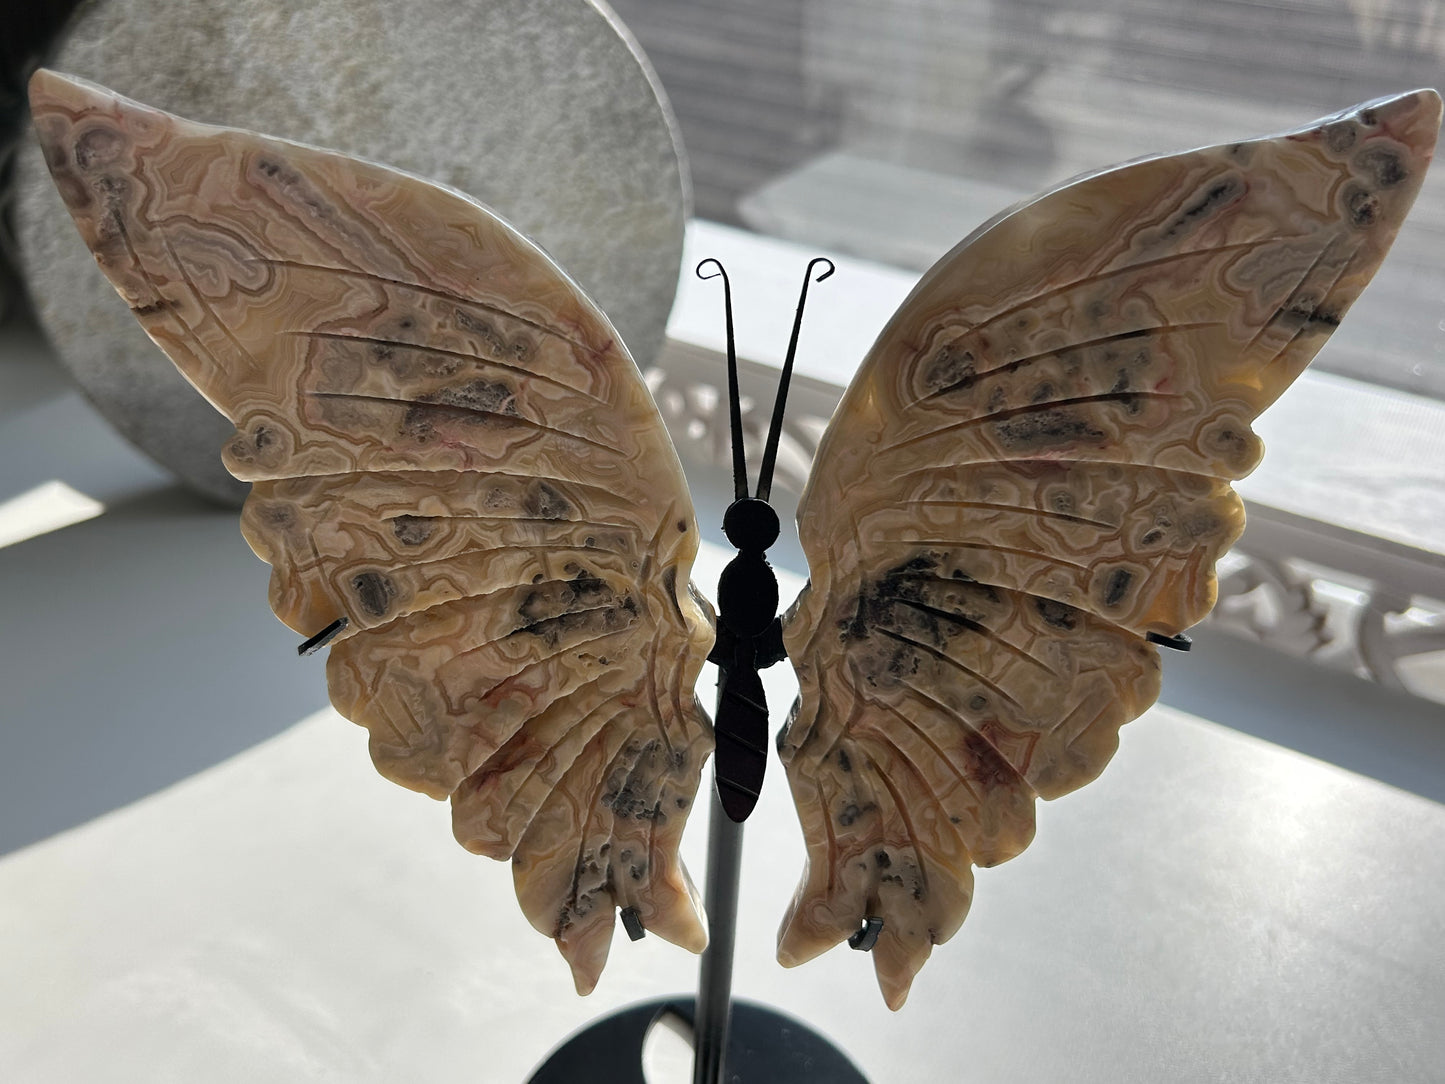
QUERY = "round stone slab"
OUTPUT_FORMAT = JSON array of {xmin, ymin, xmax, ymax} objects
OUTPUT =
[{"xmin": 14, "ymin": 0, "xmax": 687, "ymax": 504}]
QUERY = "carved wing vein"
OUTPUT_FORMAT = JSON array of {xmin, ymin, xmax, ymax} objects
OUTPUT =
[
  {"xmin": 954, "ymin": 234, "xmax": 1304, "ymax": 350},
  {"xmin": 300, "ymin": 390, "xmax": 622, "ymax": 453},
  {"xmin": 285, "ymin": 329, "xmax": 604, "ymax": 402},
  {"xmin": 252, "ymin": 257, "xmax": 593, "ymax": 352},
  {"xmin": 1241, "ymin": 238, "xmax": 1340, "ymax": 355},
  {"xmin": 869, "ymin": 539, "xmax": 1091, "ymax": 573},
  {"xmin": 916, "ymin": 324, "xmax": 1226, "ymax": 408},
  {"xmin": 881, "ymin": 499, "xmax": 1118, "ymax": 532},
  {"xmin": 887, "ymin": 595, "xmax": 1060, "ymax": 677},
  {"xmin": 484, "ymin": 689, "xmax": 630, "ymax": 821},
  {"xmin": 873, "ymin": 627, "xmax": 1026, "ymax": 712},
  {"xmin": 1264, "ymin": 244, "xmax": 1364, "ymax": 373},
  {"xmin": 890, "ymin": 391, "xmax": 1189, "ymax": 454},
  {"xmin": 864, "ymin": 753, "xmax": 931, "ymax": 900},
  {"xmin": 871, "ymin": 700, "xmax": 988, "ymax": 806},
  {"xmin": 898, "ymin": 459, "xmax": 1219, "ymax": 489}
]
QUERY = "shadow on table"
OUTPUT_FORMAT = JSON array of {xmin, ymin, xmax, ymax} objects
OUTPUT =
[
  {"xmin": 0, "ymin": 483, "xmax": 330, "ymax": 856},
  {"xmin": 1160, "ymin": 628, "xmax": 1445, "ymax": 807}
]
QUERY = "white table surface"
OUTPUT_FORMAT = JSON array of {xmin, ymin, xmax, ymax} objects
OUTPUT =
[{"xmin": 3, "ymin": 538, "xmax": 1444, "ymax": 1084}]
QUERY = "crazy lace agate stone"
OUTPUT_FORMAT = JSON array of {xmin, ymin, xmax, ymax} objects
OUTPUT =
[
  {"xmin": 778, "ymin": 89, "xmax": 1441, "ymax": 1009},
  {"xmin": 30, "ymin": 69, "xmax": 713, "ymax": 995},
  {"xmin": 30, "ymin": 61, "xmax": 1442, "ymax": 1012}
]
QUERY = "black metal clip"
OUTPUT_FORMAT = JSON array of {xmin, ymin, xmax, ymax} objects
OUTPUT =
[
  {"xmin": 620, "ymin": 906, "xmax": 646, "ymax": 942},
  {"xmin": 847, "ymin": 916, "xmax": 884, "ymax": 952},
  {"xmin": 297, "ymin": 617, "xmax": 348, "ymax": 657},
  {"xmin": 1146, "ymin": 631, "xmax": 1193, "ymax": 651}
]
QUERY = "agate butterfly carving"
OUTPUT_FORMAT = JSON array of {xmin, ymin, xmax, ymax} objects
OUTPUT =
[{"xmin": 29, "ymin": 69, "xmax": 1439, "ymax": 1009}]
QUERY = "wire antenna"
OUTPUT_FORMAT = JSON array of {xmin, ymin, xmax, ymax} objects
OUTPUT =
[
  {"xmin": 696, "ymin": 258, "xmax": 747, "ymax": 501},
  {"xmin": 757, "ymin": 256, "xmax": 833, "ymax": 503}
]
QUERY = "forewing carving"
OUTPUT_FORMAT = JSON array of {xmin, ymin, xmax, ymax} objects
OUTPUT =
[
  {"xmin": 779, "ymin": 91, "xmax": 1441, "ymax": 1008},
  {"xmin": 30, "ymin": 70, "xmax": 715, "ymax": 993}
]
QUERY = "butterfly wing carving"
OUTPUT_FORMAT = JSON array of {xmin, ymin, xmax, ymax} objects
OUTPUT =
[
  {"xmin": 29, "ymin": 70, "xmax": 716, "ymax": 994},
  {"xmin": 32, "ymin": 67, "xmax": 1443, "ymax": 1011},
  {"xmin": 777, "ymin": 91, "xmax": 1441, "ymax": 1008}
]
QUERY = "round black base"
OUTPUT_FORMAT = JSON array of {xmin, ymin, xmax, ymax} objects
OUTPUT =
[{"xmin": 526, "ymin": 997, "xmax": 869, "ymax": 1083}]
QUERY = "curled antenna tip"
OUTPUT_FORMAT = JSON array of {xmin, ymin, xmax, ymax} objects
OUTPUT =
[
  {"xmin": 698, "ymin": 254, "xmax": 744, "ymax": 499},
  {"xmin": 754, "ymin": 254, "xmax": 834, "ymax": 503}
]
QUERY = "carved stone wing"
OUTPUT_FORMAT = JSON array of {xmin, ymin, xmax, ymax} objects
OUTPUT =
[
  {"xmin": 778, "ymin": 91, "xmax": 1441, "ymax": 1008},
  {"xmin": 30, "ymin": 70, "xmax": 715, "ymax": 994}
]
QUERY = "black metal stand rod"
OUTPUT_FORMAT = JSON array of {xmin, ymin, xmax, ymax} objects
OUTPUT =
[
  {"xmin": 691, "ymin": 788, "xmax": 745, "ymax": 1084},
  {"xmin": 527, "ymin": 744, "xmax": 868, "ymax": 1084}
]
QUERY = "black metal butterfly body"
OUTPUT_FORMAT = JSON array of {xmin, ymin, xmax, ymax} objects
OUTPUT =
[
  {"xmin": 710, "ymin": 498, "xmax": 787, "ymax": 819},
  {"xmin": 696, "ymin": 256, "xmax": 833, "ymax": 822}
]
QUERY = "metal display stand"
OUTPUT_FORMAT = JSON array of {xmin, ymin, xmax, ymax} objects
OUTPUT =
[
  {"xmin": 532, "ymin": 258, "xmax": 869, "ymax": 1082},
  {"xmin": 527, "ymin": 791, "xmax": 868, "ymax": 1083}
]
